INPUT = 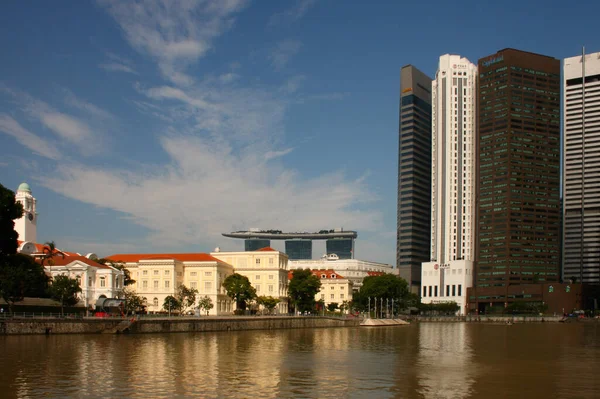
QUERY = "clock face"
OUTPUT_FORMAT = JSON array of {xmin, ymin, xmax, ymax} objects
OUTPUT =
[{"xmin": 27, "ymin": 212, "xmax": 34, "ymax": 221}]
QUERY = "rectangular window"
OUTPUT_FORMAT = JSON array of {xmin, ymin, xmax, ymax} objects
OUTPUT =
[
  {"xmin": 269, "ymin": 258, "xmax": 273, "ymax": 264},
  {"xmin": 256, "ymin": 275, "xmax": 260, "ymax": 280},
  {"xmin": 143, "ymin": 270, "xmax": 148, "ymax": 275},
  {"xmin": 256, "ymin": 259, "xmax": 260, "ymax": 264},
  {"xmin": 154, "ymin": 270, "xmax": 159, "ymax": 275},
  {"xmin": 331, "ymin": 294, "xmax": 335, "ymax": 299},
  {"xmin": 190, "ymin": 272, "xmax": 197, "ymax": 277},
  {"xmin": 423, "ymin": 286, "xmax": 427, "ymax": 297},
  {"xmin": 154, "ymin": 280, "xmax": 159, "ymax": 289},
  {"xmin": 100, "ymin": 278, "xmax": 106, "ymax": 287},
  {"xmin": 321, "ymin": 294, "xmax": 325, "ymax": 299},
  {"xmin": 434, "ymin": 286, "xmax": 438, "ymax": 297},
  {"xmin": 204, "ymin": 271, "xmax": 212, "ymax": 277},
  {"xmin": 340, "ymin": 294, "xmax": 344, "ymax": 299},
  {"xmin": 190, "ymin": 282, "xmax": 197, "ymax": 289},
  {"xmin": 269, "ymin": 275, "xmax": 273, "ymax": 280},
  {"xmin": 88, "ymin": 277, "xmax": 92, "ymax": 286},
  {"xmin": 452, "ymin": 285, "xmax": 456, "ymax": 296},
  {"xmin": 256, "ymin": 284, "xmax": 260, "ymax": 292},
  {"xmin": 164, "ymin": 280, "xmax": 170, "ymax": 289},
  {"xmin": 142, "ymin": 280, "xmax": 148, "ymax": 289},
  {"xmin": 204, "ymin": 281, "xmax": 212, "ymax": 291},
  {"xmin": 428, "ymin": 286, "xmax": 432, "ymax": 297},
  {"xmin": 164, "ymin": 270, "xmax": 170, "ymax": 276},
  {"xmin": 446, "ymin": 285, "xmax": 450, "ymax": 296},
  {"xmin": 458, "ymin": 285, "xmax": 462, "ymax": 296},
  {"xmin": 268, "ymin": 285, "xmax": 273, "ymax": 292}
]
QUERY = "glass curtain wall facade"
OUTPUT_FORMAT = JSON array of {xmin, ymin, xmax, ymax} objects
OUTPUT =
[
  {"xmin": 245, "ymin": 239, "xmax": 271, "ymax": 251},
  {"xmin": 326, "ymin": 239, "xmax": 354, "ymax": 259},
  {"xmin": 396, "ymin": 65, "xmax": 432, "ymax": 291},
  {"xmin": 476, "ymin": 49, "xmax": 561, "ymax": 289},
  {"xmin": 285, "ymin": 240, "xmax": 312, "ymax": 260},
  {"xmin": 563, "ymin": 51, "xmax": 600, "ymax": 284}
]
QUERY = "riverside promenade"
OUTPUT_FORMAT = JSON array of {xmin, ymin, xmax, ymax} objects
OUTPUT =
[{"xmin": 0, "ymin": 315, "xmax": 361, "ymax": 335}]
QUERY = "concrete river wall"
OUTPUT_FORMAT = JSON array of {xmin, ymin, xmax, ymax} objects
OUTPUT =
[{"xmin": 0, "ymin": 316, "xmax": 361, "ymax": 335}]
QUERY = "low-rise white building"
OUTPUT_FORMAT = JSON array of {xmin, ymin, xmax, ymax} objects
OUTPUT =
[
  {"xmin": 420, "ymin": 260, "xmax": 473, "ymax": 315},
  {"xmin": 311, "ymin": 270, "xmax": 353, "ymax": 311},
  {"xmin": 289, "ymin": 257, "xmax": 393, "ymax": 291}
]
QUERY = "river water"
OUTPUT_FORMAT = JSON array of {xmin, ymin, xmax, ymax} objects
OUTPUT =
[{"xmin": 1, "ymin": 323, "xmax": 599, "ymax": 398}]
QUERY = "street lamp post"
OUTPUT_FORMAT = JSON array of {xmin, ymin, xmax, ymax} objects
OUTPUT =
[
  {"xmin": 368, "ymin": 297, "xmax": 371, "ymax": 319},
  {"xmin": 380, "ymin": 298, "xmax": 383, "ymax": 319},
  {"xmin": 374, "ymin": 297, "xmax": 377, "ymax": 319}
]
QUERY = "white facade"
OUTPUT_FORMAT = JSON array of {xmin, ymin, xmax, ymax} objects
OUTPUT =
[
  {"xmin": 289, "ymin": 258, "xmax": 393, "ymax": 290},
  {"xmin": 313, "ymin": 270, "xmax": 353, "ymax": 311},
  {"xmin": 422, "ymin": 55, "xmax": 477, "ymax": 312},
  {"xmin": 14, "ymin": 183, "xmax": 37, "ymax": 243},
  {"xmin": 563, "ymin": 51, "xmax": 600, "ymax": 283},
  {"xmin": 421, "ymin": 260, "xmax": 473, "ymax": 315},
  {"xmin": 44, "ymin": 257, "xmax": 125, "ymax": 308}
]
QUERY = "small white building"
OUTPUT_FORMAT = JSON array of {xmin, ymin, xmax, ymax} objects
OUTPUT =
[
  {"xmin": 289, "ymin": 256, "xmax": 393, "ymax": 291},
  {"xmin": 310, "ymin": 269, "xmax": 353, "ymax": 311},
  {"xmin": 421, "ymin": 260, "xmax": 473, "ymax": 315}
]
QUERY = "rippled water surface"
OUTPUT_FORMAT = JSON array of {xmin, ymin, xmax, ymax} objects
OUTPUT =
[{"xmin": 1, "ymin": 323, "xmax": 600, "ymax": 398}]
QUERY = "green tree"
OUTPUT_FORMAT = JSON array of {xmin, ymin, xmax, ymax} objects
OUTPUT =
[
  {"xmin": 197, "ymin": 296, "xmax": 214, "ymax": 316},
  {"xmin": 288, "ymin": 269, "xmax": 321, "ymax": 313},
  {"xmin": 339, "ymin": 300, "xmax": 349, "ymax": 313},
  {"xmin": 41, "ymin": 241, "xmax": 64, "ymax": 266},
  {"xmin": 176, "ymin": 284, "xmax": 198, "ymax": 314},
  {"xmin": 358, "ymin": 274, "xmax": 410, "ymax": 311},
  {"xmin": 49, "ymin": 275, "xmax": 82, "ymax": 315},
  {"xmin": 327, "ymin": 302, "xmax": 339, "ymax": 312},
  {"xmin": 257, "ymin": 296, "xmax": 280, "ymax": 314},
  {"xmin": 163, "ymin": 296, "xmax": 181, "ymax": 315},
  {"xmin": 0, "ymin": 254, "xmax": 50, "ymax": 313},
  {"xmin": 223, "ymin": 273, "xmax": 257, "ymax": 313},
  {"xmin": 0, "ymin": 183, "xmax": 22, "ymax": 259},
  {"xmin": 122, "ymin": 287, "xmax": 146, "ymax": 315}
]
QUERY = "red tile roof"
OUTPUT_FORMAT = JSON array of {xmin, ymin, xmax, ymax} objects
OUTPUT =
[
  {"xmin": 37, "ymin": 255, "xmax": 112, "ymax": 269},
  {"xmin": 105, "ymin": 253, "xmax": 224, "ymax": 263},
  {"xmin": 312, "ymin": 269, "xmax": 346, "ymax": 279},
  {"xmin": 256, "ymin": 247, "xmax": 278, "ymax": 252},
  {"xmin": 367, "ymin": 271, "xmax": 385, "ymax": 277}
]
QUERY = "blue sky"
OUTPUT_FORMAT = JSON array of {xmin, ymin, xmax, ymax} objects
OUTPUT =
[{"xmin": 0, "ymin": 0, "xmax": 598, "ymax": 264}]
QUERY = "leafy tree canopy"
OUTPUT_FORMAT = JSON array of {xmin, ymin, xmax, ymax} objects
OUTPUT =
[
  {"xmin": 223, "ymin": 273, "xmax": 256, "ymax": 311},
  {"xmin": 163, "ymin": 296, "xmax": 181, "ymax": 313},
  {"xmin": 177, "ymin": 284, "xmax": 198, "ymax": 313},
  {"xmin": 122, "ymin": 287, "xmax": 146, "ymax": 315},
  {"xmin": 97, "ymin": 259, "xmax": 136, "ymax": 286},
  {"xmin": 0, "ymin": 254, "xmax": 50, "ymax": 313},
  {"xmin": 197, "ymin": 296, "xmax": 214, "ymax": 316},
  {"xmin": 288, "ymin": 269, "xmax": 321, "ymax": 313},
  {"xmin": 49, "ymin": 275, "xmax": 82, "ymax": 314},
  {"xmin": 0, "ymin": 183, "xmax": 22, "ymax": 258},
  {"xmin": 257, "ymin": 295, "xmax": 280, "ymax": 314},
  {"xmin": 326, "ymin": 302, "xmax": 339, "ymax": 312}
]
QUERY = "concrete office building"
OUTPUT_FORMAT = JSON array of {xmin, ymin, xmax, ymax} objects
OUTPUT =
[
  {"xmin": 421, "ymin": 54, "xmax": 478, "ymax": 315},
  {"xmin": 563, "ymin": 50, "xmax": 600, "ymax": 284},
  {"xmin": 396, "ymin": 65, "xmax": 433, "ymax": 293}
]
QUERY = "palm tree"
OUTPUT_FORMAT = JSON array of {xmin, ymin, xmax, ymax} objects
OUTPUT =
[{"xmin": 41, "ymin": 241, "xmax": 64, "ymax": 266}]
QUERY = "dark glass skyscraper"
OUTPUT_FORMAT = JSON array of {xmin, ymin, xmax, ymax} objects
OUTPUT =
[
  {"xmin": 245, "ymin": 239, "xmax": 270, "ymax": 251},
  {"xmin": 326, "ymin": 238, "xmax": 353, "ymax": 259},
  {"xmin": 396, "ymin": 65, "xmax": 432, "ymax": 292},
  {"xmin": 475, "ymin": 49, "xmax": 561, "ymax": 292},
  {"xmin": 285, "ymin": 240, "xmax": 312, "ymax": 260}
]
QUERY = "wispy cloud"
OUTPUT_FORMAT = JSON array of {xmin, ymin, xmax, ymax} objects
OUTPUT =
[
  {"xmin": 268, "ymin": 0, "xmax": 318, "ymax": 27},
  {"xmin": 0, "ymin": 114, "xmax": 61, "ymax": 160},
  {"xmin": 62, "ymin": 88, "xmax": 115, "ymax": 120},
  {"xmin": 98, "ymin": 0, "xmax": 248, "ymax": 86},
  {"xmin": 100, "ymin": 63, "xmax": 137, "ymax": 74},
  {"xmin": 265, "ymin": 147, "xmax": 294, "ymax": 160},
  {"xmin": 219, "ymin": 72, "xmax": 240, "ymax": 84},
  {"xmin": 269, "ymin": 39, "xmax": 303, "ymax": 70},
  {"xmin": 281, "ymin": 75, "xmax": 306, "ymax": 94}
]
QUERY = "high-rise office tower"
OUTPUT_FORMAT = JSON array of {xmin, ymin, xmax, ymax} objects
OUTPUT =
[
  {"xmin": 421, "ymin": 55, "xmax": 477, "ymax": 315},
  {"xmin": 476, "ymin": 49, "xmax": 561, "ymax": 293},
  {"xmin": 396, "ymin": 65, "xmax": 432, "ymax": 292},
  {"xmin": 563, "ymin": 50, "xmax": 600, "ymax": 284}
]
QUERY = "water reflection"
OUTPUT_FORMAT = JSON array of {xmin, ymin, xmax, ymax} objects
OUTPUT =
[{"xmin": 1, "ymin": 323, "xmax": 600, "ymax": 398}]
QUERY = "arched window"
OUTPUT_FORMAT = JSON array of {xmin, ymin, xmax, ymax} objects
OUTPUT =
[{"xmin": 153, "ymin": 298, "xmax": 159, "ymax": 307}]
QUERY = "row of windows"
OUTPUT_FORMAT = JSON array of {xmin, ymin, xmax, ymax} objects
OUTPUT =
[{"xmin": 422, "ymin": 284, "xmax": 463, "ymax": 297}]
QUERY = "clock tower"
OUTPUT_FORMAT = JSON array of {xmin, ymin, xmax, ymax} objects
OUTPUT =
[{"xmin": 14, "ymin": 182, "xmax": 37, "ymax": 243}]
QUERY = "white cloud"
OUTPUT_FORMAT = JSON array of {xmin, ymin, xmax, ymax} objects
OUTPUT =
[
  {"xmin": 39, "ymin": 112, "xmax": 92, "ymax": 144},
  {"xmin": 99, "ymin": 63, "xmax": 138, "ymax": 74},
  {"xmin": 269, "ymin": 40, "xmax": 303, "ymax": 70},
  {"xmin": 63, "ymin": 88, "xmax": 115, "ymax": 120},
  {"xmin": 0, "ymin": 114, "xmax": 61, "ymax": 160},
  {"xmin": 268, "ymin": 0, "xmax": 318, "ymax": 26},
  {"xmin": 281, "ymin": 75, "xmax": 306, "ymax": 94},
  {"xmin": 98, "ymin": 0, "xmax": 248, "ymax": 86},
  {"xmin": 265, "ymin": 147, "xmax": 294, "ymax": 160},
  {"xmin": 219, "ymin": 72, "xmax": 239, "ymax": 83}
]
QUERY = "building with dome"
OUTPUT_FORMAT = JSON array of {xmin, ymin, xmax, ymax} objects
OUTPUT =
[{"xmin": 14, "ymin": 182, "xmax": 37, "ymax": 243}]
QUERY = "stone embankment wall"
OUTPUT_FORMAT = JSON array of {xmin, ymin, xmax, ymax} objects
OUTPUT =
[
  {"xmin": 0, "ymin": 316, "xmax": 360, "ymax": 336},
  {"xmin": 411, "ymin": 316, "xmax": 564, "ymax": 322}
]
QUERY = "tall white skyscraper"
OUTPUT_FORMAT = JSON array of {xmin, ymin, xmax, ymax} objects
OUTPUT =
[
  {"xmin": 563, "ymin": 51, "xmax": 600, "ymax": 283},
  {"xmin": 421, "ymin": 55, "xmax": 477, "ymax": 315}
]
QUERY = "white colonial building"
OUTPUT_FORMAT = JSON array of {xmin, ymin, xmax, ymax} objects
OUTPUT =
[
  {"xmin": 289, "ymin": 255, "xmax": 393, "ymax": 291},
  {"xmin": 310, "ymin": 269, "xmax": 353, "ymax": 311},
  {"xmin": 421, "ymin": 54, "xmax": 477, "ymax": 315}
]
